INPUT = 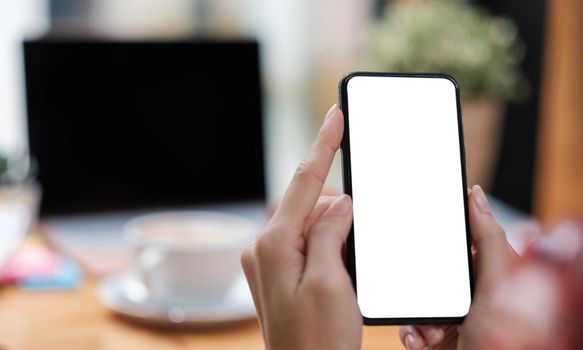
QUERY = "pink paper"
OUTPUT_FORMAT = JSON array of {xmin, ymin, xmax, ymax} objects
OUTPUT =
[{"xmin": 0, "ymin": 245, "xmax": 61, "ymax": 283}]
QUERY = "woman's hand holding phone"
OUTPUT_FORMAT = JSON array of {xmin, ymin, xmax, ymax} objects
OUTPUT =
[
  {"xmin": 241, "ymin": 105, "xmax": 362, "ymax": 350},
  {"xmin": 242, "ymin": 104, "xmax": 513, "ymax": 350},
  {"xmin": 242, "ymin": 102, "xmax": 514, "ymax": 350},
  {"xmin": 241, "ymin": 102, "xmax": 583, "ymax": 350}
]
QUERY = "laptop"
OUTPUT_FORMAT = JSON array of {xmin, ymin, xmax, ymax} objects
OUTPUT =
[{"xmin": 24, "ymin": 39, "xmax": 267, "ymax": 275}]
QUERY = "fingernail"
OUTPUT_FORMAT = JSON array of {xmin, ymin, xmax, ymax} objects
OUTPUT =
[
  {"xmin": 405, "ymin": 333, "xmax": 416, "ymax": 350},
  {"xmin": 327, "ymin": 195, "xmax": 351, "ymax": 215},
  {"xmin": 472, "ymin": 185, "xmax": 491, "ymax": 214},
  {"xmin": 426, "ymin": 327, "xmax": 444, "ymax": 344},
  {"xmin": 324, "ymin": 104, "xmax": 338, "ymax": 121}
]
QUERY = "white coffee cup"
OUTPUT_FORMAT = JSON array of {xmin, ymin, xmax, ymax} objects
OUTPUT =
[{"xmin": 124, "ymin": 211, "xmax": 254, "ymax": 303}]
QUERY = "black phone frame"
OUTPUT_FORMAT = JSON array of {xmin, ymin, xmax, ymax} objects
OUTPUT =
[{"xmin": 338, "ymin": 71, "xmax": 475, "ymax": 326}]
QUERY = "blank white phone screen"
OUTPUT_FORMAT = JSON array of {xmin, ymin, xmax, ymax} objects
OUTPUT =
[{"xmin": 346, "ymin": 75, "xmax": 472, "ymax": 319}]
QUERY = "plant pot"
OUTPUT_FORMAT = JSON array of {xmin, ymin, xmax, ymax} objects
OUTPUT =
[{"xmin": 461, "ymin": 98, "xmax": 504, "ymax": 191}]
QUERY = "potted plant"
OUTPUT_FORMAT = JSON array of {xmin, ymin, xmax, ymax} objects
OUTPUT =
[
  {"xmin": 0, "ymin": 150, "xmax": 41, "ymax": 268},
  {"xmin": 366, "ymin": 0, "xmax": 526, "ymax": 190},
  {"xmin": 0, "ymin": 149, "xmax": 40, "ymax": 208},
  {"xmin": 0, "ymin": 150, "xmax": 39, "ymax": 218},
  {"xmin": 0, "ymin": 151, "xmax": 33, "ymax": 186}
]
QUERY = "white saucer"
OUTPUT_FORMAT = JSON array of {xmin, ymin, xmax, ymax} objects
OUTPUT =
[{"xmin": 97, "ymin": 269, "xmax": 256, "ymax": 326}]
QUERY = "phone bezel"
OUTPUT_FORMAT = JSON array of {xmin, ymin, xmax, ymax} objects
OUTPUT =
[{"xmin": 338, "ymin": 71, "xmax": 475, "ymax": 326}]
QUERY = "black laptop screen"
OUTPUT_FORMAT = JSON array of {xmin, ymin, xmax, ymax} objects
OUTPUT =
[{"xmin": 24, "ymin": 40, "xmax": 265, "ymax": 216}]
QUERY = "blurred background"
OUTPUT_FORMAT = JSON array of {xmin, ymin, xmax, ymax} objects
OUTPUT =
[
  {"xmin": 0, "ymin": 0, "xmax": 581, "ymax": 349},
  {"xmin": 2, "ymin": 0, "xmax": 581, "ymax": 217}
]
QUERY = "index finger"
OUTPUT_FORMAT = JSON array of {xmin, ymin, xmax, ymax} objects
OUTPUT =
[{"xmin": 274, "ymin": 104, "xmax": 344, "ymax": 230}]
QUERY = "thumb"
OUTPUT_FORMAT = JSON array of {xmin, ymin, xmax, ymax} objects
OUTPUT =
[
  {"xmin": 469, "ymin": 185, "xmax": 518, "ymax": 292},
  {"xmin": 304, "ymin": 195, "xmax": 353, "ymax": 276}
]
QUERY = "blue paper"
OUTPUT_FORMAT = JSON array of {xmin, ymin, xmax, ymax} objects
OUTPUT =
[{"xmin": 20, "ymin": 258, "xmax": 83, "ymax": 291}]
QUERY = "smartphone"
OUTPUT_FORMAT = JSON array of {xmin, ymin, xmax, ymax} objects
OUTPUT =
[{"xmin": 338, "ymin": 72, "xmax": 473, "ymax": 325}]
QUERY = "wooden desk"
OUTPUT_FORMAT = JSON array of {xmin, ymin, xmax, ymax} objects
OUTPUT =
[{"xmin": 0, "ymin": 280, "xmax": 404, "ymax": 350}]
